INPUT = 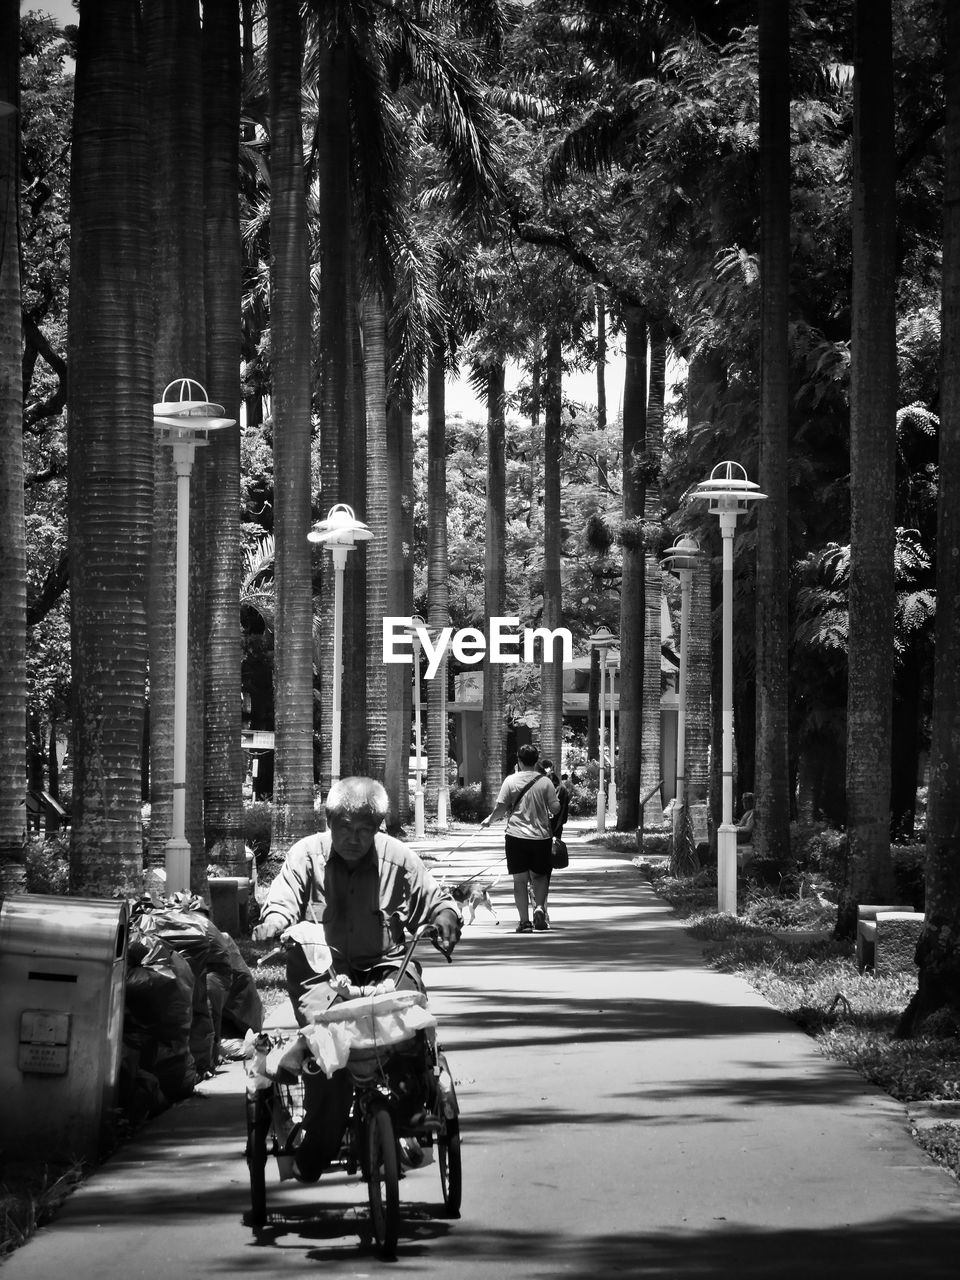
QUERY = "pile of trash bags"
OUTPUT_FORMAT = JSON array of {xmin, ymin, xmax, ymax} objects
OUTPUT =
[{"xmin": 121, "ymin": 893, "xmax": 263, "ymax": 1118}]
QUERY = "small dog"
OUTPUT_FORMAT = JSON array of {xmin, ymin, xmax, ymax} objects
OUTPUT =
[{"xmin": 450, "ymin": 877, "xmax": 501, "ymax": 926}]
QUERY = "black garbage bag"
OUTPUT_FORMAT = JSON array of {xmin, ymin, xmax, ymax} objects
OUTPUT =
[
  {"xmin": 134, "ymin": 906, "xmax": 228, "ymax": 1075},
  {"xmin": 134, "ymin": 902, "xmax": 255, "ymax": 1073},
  {"xmin": 217, "ymin": 931, "xmax": 264, "ymax": 1036},
  {"xmin": 124, "ymin": 932, "xmax": 198, "ymax": 1101}
]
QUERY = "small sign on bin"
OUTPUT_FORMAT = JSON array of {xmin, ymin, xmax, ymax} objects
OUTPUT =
[{"xmin": 19, "ymin": 1010, "xmax": 70, "ymax": 1075}]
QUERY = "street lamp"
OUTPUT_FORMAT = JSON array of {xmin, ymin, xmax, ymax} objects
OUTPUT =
[
  {"xmin": 687, "ymin": 463, "xmax": 766, "ymax": 914},
  {"xmin": 661, "ymin": 535, "xmax": 705, "ymax": 863},
  {"xmin": 589, "ymin": 625, "xmax": 616, "ymax": 832},
  {"xmin": 308, "ymin": 503, "xmax": 373, "ymax": 787},
  {"xmin": 605, "ymin": 642, "xmax": 620, "ymax": 824},
  {"xmin": 153, "ymin": 379, "xmax": 236, "ymax": 894}
]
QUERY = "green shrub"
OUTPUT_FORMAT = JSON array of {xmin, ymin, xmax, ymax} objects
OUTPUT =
[
  {"xmin": 450, "ymin": 784, "xmax": 484, "ymax": 822},
  {"xmin": 242, "ymin": 800, "xmax": 274, "ymax": 860},
  {"xmin": 640, "ymin": 830, "xmax": 673, "ymax": 858},
  {"xmin": 24, "ymin": 834, "xmax": 70, "ymax": 895},
  {"xmin": 566, "ymin": 776, "xmax": 598, "ymax": 816}
]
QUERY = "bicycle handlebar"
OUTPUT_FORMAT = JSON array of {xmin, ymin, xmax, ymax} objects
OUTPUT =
[{"xmin": 256, "ymin": 921, "xmax": 453, "ymax": 980}]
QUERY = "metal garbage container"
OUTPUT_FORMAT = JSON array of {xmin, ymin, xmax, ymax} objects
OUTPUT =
[{"xmin": 0, "ymin": 894, "xmax": 128, "ymax": 1164}]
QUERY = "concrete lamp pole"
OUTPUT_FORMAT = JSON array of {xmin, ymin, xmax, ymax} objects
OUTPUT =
[
  {"xmin": 153, "ymin": 379, "xmax": 236, "ymax": 895},
  {"xmin": 686, "ymin": 463, "xmax": 766, "ymax": 914},
  {"xmin": 589, "ymin": 625, "xmax": 616, "ymax": 832},
  {"xmin": 606, "ymin": 643, "xmax": 620, "ymax": 825},
  {"xmin": 307, "ymin": 504, "xmax": 373, "ymax": 789},
  {"xmin": 661, "ymin": 535, "xmax": 705, "ymax": 862}
]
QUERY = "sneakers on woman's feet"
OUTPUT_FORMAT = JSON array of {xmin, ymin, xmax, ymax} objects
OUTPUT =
[
  {"xmin": 533, "ymin": 906, "xmax": 549, "ymax": 932},
  {"xmin": 515, "ymin": 920, "xmax": 533, "ymax": 933}
]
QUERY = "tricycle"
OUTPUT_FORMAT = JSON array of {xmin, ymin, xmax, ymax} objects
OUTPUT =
[{"xmin": 243, "ymin": 923, "xmax": 461, "ymax": 1257}]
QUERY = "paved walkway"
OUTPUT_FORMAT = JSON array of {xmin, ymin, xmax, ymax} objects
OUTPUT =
[{"xmin": 3, "ymin": 827, "xmax": 960, "ymax": 1277}]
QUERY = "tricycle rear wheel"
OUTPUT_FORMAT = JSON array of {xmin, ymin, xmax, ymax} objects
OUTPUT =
[{"xmin": 438, "ymin": 1114, "xmax": 462, "ymax": 1215}]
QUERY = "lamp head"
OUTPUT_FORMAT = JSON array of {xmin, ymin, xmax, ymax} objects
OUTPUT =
[
  {"xmin": 153, "ymin": 378, "xmax": 236, "ymax": 440},
  {"xmin": 661, "ymin": 534, "xmax": 704, "ymax": 574},
  {"xmin": 588, "ymin": 624, "xmax": 617, "ymax": 651},
  {"xmin": 687, "ymin": 461, "xmax": 766, "ymax": 515},
  {"xmin": 307, "ymin": 502, "xmax": 373, "ymax": 548}
]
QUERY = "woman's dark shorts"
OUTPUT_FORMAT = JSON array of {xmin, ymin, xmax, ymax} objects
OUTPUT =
[{"xmin": 505, "ymin": 834, "xmax": 554, "ymax": 876}]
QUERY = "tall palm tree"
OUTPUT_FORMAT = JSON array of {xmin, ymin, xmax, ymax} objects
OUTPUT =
[
  {"xmin": 268, "ymin": 0, "xmax": 316, "ymax": 847},
  {"xmin": 842, "ymin": 0, "xmax": 898, "ymax": 930},
  {"xmin": 68, "ymin": 0, "xmax": 153, "ymax": 895},
  {"xmin": 144, "ymin": 0, "xmax": 207, "ymax": 883},
  {"xmin": 481, "ymin": 361, "xmax": 507, "ymax": 807},
  {"xmin": 202, "ymin": 0, "xmax": 245, "ymax": 877},
  {"xmin": 313, "ymin": 31, "xmax": 353, "ymax": 798},
  {"xmin": 684, "ymin": 351, "xmax": 719, "ymax": 807},
  {"xmin": 754, "ymin": 0, "xmax": 792, "ymax": 868},
  {"xmin": 425, "ymin": 341, "xmax": 450, "ymax": 820},
  {"xmin": 383, "ymin": 378, "xmax": 410, "ymax": 828},
  {"xmin": 617, "ymin": 305, "xmax": 647, "ymax": 832},
  {"xmin": 363, "ymin": 290, "xmax": 389, "ymax": 785},
  {"xmin": 540, "ymin": 328, "xmax": 564, "ymax": 768},
  {"xmin": 0, "ymin": 0, "xmax": 26, "ymax": 892},
  {"xmin": 897, "ymin": 0, "xmax": 960, "ymax": 1034},
  {"xmin": 302, "ymin": 0, "xmax": 504, "ymax": 792}
]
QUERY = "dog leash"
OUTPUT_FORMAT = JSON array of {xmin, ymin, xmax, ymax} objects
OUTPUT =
[
  {"xmin": 441, "ymin": 855, "xmax": 507, "ymax": 893},
  {"xmin": 425, "ymin": 822, "xmax": 494, "ymax": 869}
]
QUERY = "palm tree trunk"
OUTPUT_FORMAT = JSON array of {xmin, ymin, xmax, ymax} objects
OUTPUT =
[
  {"xmin": 897, "ymin": 0, "xmax": 960, "ymax": 1034},
  {"xmin": 0, "ymin": 0, "xmax": 26, "ymax": 890},
  {"xmin": 268, "ymin": 0, "xmax": 315, "ymax": 846},
  {"xmin": 145, "ymin": 0, "xmax": 207, "ymax": 883},
  {"xmin": 685, "ymin": 351, "xmax": 722, "ymax": 808},
  {"xmin": 383, "ymin": 388, "xmax": 407, "ymax": 827},
  {"xmin": 425, "ymin": 342, "xmax": 450, "ymax": 820},
  {"xmin": 617, "ymin": 306, "xmax": 647, "ymax": 832},
  {"xmin": 540, "ymin": 329, "xmax": 564, "ymax": 768},
  {"xmin": 399, "ymin": 388, "xmax": 415, "ymax": 824},
  {"xmin": 202, "ymin": 0, "xmax": 245, "ymax": 876},
  {"xmin": 640, "ymin": 321, "xmax": 666, "ymax": 826},
  {"xmin": 316, "ymin": 38, "xmax": 352, "ymax": 796},
  {"xmin": 363, "ymin": 292, "xmax": 388, "ymax": 783},
  {"xmin": 343, "ymin": 292, "xmax": 368, "ymax": 781},
  {"xmin": 755, "ymin": 0, "xmax": 793, "ymax": 868},
  {"xmin": 68, "ymin": 0, "xmax": 152, "ymax": 896},
  {"xmin": 842, "ymin": 0, "xmax": 898, "ymax": 931},
  {"xmin": 481, "ymin": 363, "xmax": 507, "ymax": 808}
]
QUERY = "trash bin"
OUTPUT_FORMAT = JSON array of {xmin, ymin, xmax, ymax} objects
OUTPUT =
[
  {"xmin": 207, "ymin": 876, "xmax": 250, "ymax": 936},
  {"xmin": 0, "ymin": 894, "xmax": 128, "ymax": 1164}
]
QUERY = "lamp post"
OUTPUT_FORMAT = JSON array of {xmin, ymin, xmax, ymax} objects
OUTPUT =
[
  {"xmin": 661, "ymin": 535, "xmax": 705, "ymax": 861},
  {"xmin": 589, "ymin": 625, "xmax": 616, "ymax": 832},
  {"xmin": 308, "ymin": 503, "xmax": 373, "ymax": 788},
  {"xmin": 153, "ymin": 379, "xmax": 236, "ymax": 894},
  {"xmin": 606, "ymin": 642, "xmax": 620, "ymax": 824},
  {"xmin": 687, "ymin": 463, "xmax": 766, "ymax": 914}
]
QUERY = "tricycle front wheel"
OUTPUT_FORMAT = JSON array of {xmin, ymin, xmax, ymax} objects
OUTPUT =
[
  {"xmin": 366, "ymin": 1102, "xmax": 400, "ymax": 1256},
  {"xmin": 245, "ymin": 1090, "xmax": 272, "ymax": 1228}
]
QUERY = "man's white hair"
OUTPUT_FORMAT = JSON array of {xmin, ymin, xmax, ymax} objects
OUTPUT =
[{"xmin": 325, "ymin": 776, "xmax": 389, "ymax": 821}]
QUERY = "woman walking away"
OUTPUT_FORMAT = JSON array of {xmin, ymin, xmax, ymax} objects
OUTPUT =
[{"xmin": 481, "ymin": 744, "xmax": 560, "ymax": 932}]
